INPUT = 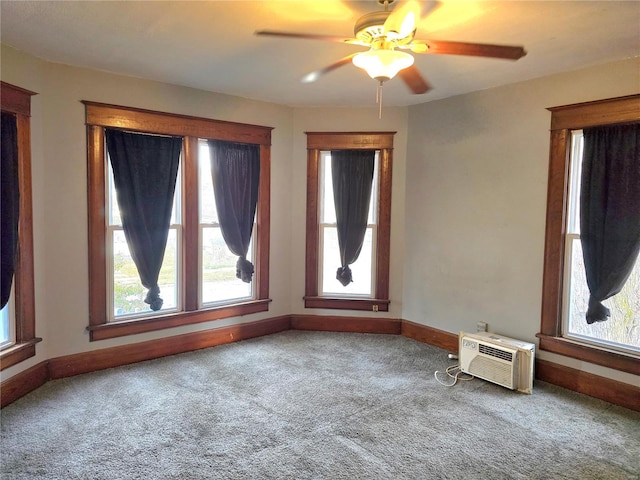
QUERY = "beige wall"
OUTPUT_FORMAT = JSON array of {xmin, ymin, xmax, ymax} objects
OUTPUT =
[
  {"xmin": 1, "ymin": 43, "xmax": 638, "ymax": 387},
  {"xmin": 0, "ymin": 45, "xmax": 410, "ymax": 381},
  {"xmin": 404, "ymin": 57, "xmax": 640, "ymax": 386},
  {"xmin": 0, "ymin": 45, "xmax": 296, "ymax": 379}
]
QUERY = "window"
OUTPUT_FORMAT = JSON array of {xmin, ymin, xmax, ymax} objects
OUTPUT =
[
  {"xmin": 198, "ymin": 140, "xmax": 254, "ymax": 305},
  {"xmin": 107, "ymin": 149, "xmax": 182, "ymax": 319},
  {"xmin": 305, "ymin": 132, "xmax": 394, "ymax": 311},
  {"xmin": 562, "ymin": 131, "xmax": 639, "ymax": 355},
  {"xmin": 86, "ymin": 102, "xmax": 272, "ymax": 341},
  {"xmin": 0, "ymin": 81, "xmax": 39, "ymax": 371},
  {"xmin": 539, "ymin": 94, "xmax": 640, "ymax": 375}
]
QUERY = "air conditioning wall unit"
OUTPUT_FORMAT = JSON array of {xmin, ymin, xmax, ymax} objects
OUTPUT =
[{"xmin": 459, "ymin": 331, "xmax": 535, "ymax": 394}]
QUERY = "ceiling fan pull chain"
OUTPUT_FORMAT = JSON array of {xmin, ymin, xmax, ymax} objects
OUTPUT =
[{"xmin": 377, "ymin": 81, "xmax": 384, "ymax": 119}]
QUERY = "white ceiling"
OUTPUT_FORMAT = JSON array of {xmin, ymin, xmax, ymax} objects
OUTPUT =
[{"xmin": 1, "ymin": 1, "xmax": 638, "ymax": 107}]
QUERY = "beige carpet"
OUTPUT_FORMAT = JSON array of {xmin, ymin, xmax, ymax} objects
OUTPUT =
[{"xmin": 1, "ymin": 331, "xmax": 638, "ymax": 479}]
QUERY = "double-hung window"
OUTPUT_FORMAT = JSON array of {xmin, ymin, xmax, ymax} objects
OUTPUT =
[
  {"xmin": 305, "ymin": 132, "xmax": 394, "ymax": 311},
  {"xmin": 539, "ymin": 95, "xmax": 639, "ymax": 375},
  {"xmin": 86, "ymin": 102, "xmax": 272, "ymax": 341},
  {"xmin": 0, "ymin": 82, "xmax": 39, "ymax": 370}
]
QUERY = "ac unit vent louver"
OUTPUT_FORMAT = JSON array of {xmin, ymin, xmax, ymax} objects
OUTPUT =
[{"xmin": 479, "ymin": 344, "xmax": 514, "ymax": 362}]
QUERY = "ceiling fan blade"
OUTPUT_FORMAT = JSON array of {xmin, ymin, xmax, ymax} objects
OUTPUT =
[
  {"xmin": 384, "ymin": 0, "xmax": 421, "ymax": 42},
  {"xmin": 301, "ymin": 54, "xmax": 359, "ymax": 83},
  {"xmin": 398, "ymin": 65, "xmax": 432, "ymax": 94},
  {"xmin": 255, "ymin": 30, "xmax": 368, "ymax": 47},
  {"xmin": 412, "ymin": 39, "xmax": 526, "ymax": 60}
]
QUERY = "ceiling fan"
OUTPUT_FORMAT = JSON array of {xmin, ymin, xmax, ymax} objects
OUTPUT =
[{"xmin": 256, "ymin": 0, "xmax": 527, "ymax": 96}]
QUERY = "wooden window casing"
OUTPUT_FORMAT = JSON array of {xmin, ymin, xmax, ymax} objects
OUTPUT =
[
  {"xmin": 85, "ymin": 102, "xmax": 272, "ymax": 341},
  {"xmin": 304, "ymin": 132, "xmax": 395, "ymax": 312},
  {"xmin": 0, "ymin": 82, "xmax": 40, "ymax": 370},
  {"xmin": 538, "ymin": 94, "xmax": 640, "ymax": 375}
]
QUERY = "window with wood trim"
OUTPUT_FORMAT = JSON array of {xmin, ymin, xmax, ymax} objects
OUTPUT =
[
  {"xmin": 0, "ymin": 82, "xmax": 40, "ymax": 371},
  {"xmin": 85, "ymin": 102, "xmax": 272, "ymax": 341},
  {"xmin": 304, "ymin": 132, "xmax": 394, "ymax": 311},
  {"xmin": 539, "ymin": 94, "xmax": 640, "ymax": 376}
]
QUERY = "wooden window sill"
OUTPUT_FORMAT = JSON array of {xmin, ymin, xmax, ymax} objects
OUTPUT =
[
  {"xmin": 536, "ymin": 333, "xmax": 639, "ymax": 376},
  {"xmin": 0, "ymin": 338, "xmax": 42, "ymax": 371},
  {"xmin": 304, "ymin": 296, "xmax": 390, "ymax": 312},
  {"xmin": 88, "ymin": 299, "xmax": 272, "ymax": 341}
]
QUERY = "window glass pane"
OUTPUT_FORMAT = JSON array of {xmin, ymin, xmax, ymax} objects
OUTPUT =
[
  {"xmin": 112, "ymin": 228, "xmax": 179, "ymax": 318},
  {"xmin": 1, "ymin": 302, "xmax": 12, "ymax": 348},
  {"xmin": 201, "ymin": 226, "xmax": 252, "ymax": 304},
  {"xmin": 321, "ymin": 152, "xmax": 336, "ymax": 224},
  {"xmin": 321, "ymin": 226, "xmax": 373, "ymax": 296},
  {"xmin": 567, "ymin": 131, "xmax": 583, "ymax": 235},
  {"xmin": 107, "ymin": 159, "xmax": 121, "ymax": 226},
  {"xmin": 199, "ymin": 141, "xmax": 218, "ymax": 224},
  {"xmin": 565, "ymin": 238, "xmax": 640, "ymax": 352}
]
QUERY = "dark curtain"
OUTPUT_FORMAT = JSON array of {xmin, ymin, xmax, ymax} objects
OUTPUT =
[
  {"xmin": 331, "ymin": 149, "xmax": 375, "ymax": 286},
  {"xmin": 105, "ymin": 129, "xmax": 182, "ymax": 311},
  {"xmin": 208, "ymin": 139, "xmax": 260, "ymax": 283},
  {"xmin": 1, "ymin": 112, "xmax": 19, "ymax": 310},
  {"xmin": 580, "ymin": 123, "xmax": 640, "ymax": 324}
]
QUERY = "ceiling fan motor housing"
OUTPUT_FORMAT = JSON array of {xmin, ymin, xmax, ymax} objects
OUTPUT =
[{"xmin": 354, "ymin": 11, "xmax": 391, "ymax": 44}]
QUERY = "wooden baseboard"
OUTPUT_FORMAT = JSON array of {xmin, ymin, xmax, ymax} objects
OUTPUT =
[
  {"xmin": 535, "ymin": 359, "xmax": 640, "ymax": 412},
  {"xmin": 401, "ymin": 320, "xmax": 458, "ymax": 352},
  {"xmin": 49, "ymin": 316, "xmax": 291, "ymax": 379},
  {"xmin": 1, "ymin": 361, "xmax": 49, "ymax": 408},
  {"xmin": 2, "ymin": 315, "xmax": 637, "ymax": 413},
  {"xmin": 291, "ymin": 314, "xmax": 401, "ymax": 334}
]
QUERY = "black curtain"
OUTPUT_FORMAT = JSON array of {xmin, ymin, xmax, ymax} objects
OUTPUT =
[
  {"xmin": 208, "ymin": 139, "xmax": 260, "ymax": 283},
  {"xmin": 1, "ymin": 112, "xmax": 19, "ymax": 310},
  {"xmin": 331, "ymin": 149, "xmax": 375, "ymax": 286},
  {"xmin": 580, "ymin": 123, "xmax": 640, "ymax": 324},
  {"xmin": 105, "ymin": 129, "xmax": 182, "ymax": 311}
]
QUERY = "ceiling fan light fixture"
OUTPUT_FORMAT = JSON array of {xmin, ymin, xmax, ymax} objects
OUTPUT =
[{"xmin": 352, "ymin": 49, "xmax": 414, "ymax": 81}]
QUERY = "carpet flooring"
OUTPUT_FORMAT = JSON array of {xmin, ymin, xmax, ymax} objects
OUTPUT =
[{"xmin": 1, "ymin": 331, "xmax": 638, "ymax": 479}]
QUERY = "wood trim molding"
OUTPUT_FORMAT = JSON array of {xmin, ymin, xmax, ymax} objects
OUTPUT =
[
  {"xmin": 87, "ymin": 299, "xmax": 272, "ymax": 341},
  {"xmin": 304, "ymin": 149, "xmax": 320, "ymax": 298},
  {"xmin": 401, "ymin": 320, "xmax": 459, "ymax": 352},
  {"xmin": 548, "ymin": 94, "xmax": 640, "ymax": 131},
  {"xmin": 2, "ymin": 315, "xmax": 638, "ymax": 412},
  {"xmin": 291, "ymin": 314, "xmax": 401, "ymax": 334},
  {"xmin": 1, "ymin": 361, "xmax": 49, "ymax": 408},
  {"xmin": 537, "ymin": 334, "xmax": 639, "ymax": 376},
  {"xmin": 83, "ymin": 101, "xmax": 273, "ymax": 145},
  {"xmin": 1, "ymin": 81, "xmax": 36, "ymax": 116},
  {"xmin": 54, "ymin": 316, "xmax": 290, "ymax": 378},
  {"xmin": 87, "ymin": 125, "xmax": 107, "ymax": 327},
  {"xmin": 305, "ymin": 132, "xmax": 396, "ymax": 150},
  {"xmin": 536, "ymin": 359, "xmax": 640, "ymax": 412}
]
